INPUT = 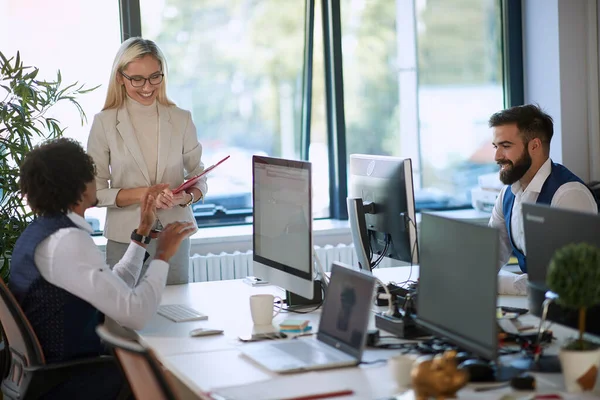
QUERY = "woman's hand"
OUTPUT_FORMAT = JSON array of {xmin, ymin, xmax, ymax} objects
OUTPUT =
[{"xmin": 156, "ymin": 188, "xmax": 187, "ymax": 209}]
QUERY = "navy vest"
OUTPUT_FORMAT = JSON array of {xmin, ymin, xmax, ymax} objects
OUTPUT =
[
  {"xmin": 9, "ymin": 214, "xmax": 104, "ymax": 362},
  {"xmin": 502, "ymin": 162, "xmax": 593, "ymax": 273}
]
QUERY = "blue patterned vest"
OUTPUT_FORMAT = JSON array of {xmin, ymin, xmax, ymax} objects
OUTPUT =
[
  {"xmin": 9, "ymin": 214, "xmax": 104, "ymax": 362},
  {"xmin": 502, "ymin": 162, "xmax": 593, "ymax": 273}
]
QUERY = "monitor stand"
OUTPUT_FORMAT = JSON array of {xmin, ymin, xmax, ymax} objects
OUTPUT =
[{"xmin": 285, "ymin": 279, "xmax": 324, "ymax": 309}]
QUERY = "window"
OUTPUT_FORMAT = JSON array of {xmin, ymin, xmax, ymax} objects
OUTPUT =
[
  {"xmin": 139, "ymin": 0, "xmax": 332, "ymax": 225},
  {"xmin": 0, "ymin": 0, "xmax": 122, "ymax": 232},
  {"xmin": 340, "ymin": 0, "xmax": 504, "ymax": 211}
]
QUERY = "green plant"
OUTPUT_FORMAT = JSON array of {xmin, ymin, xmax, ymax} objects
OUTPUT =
[
  {"xmin": 0, "ymin": 51, "xmax": 97, "ymax": 282},
  {"xmin": 547, "ymin": 242, "xmax": 600, "ymax": 350}
]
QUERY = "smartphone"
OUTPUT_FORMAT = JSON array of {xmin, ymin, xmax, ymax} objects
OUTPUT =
[{"xmin": 243, "ymin": 276, "xmax": 269, "ymax": 286}]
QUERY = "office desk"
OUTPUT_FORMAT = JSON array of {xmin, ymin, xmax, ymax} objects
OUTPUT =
[{"xmin": 137, "ymin": 266, "xmax": 600, "ymax": 399}]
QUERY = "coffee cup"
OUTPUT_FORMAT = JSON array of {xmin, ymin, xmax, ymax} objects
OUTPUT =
[{"xmin": 249, "ymin": 294, "xmax": 282, "ymax": 325}]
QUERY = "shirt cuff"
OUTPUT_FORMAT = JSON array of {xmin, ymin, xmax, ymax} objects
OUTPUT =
[{"xmin": 498, "ymin": 270, "xmax": 529, "ymax": 296}]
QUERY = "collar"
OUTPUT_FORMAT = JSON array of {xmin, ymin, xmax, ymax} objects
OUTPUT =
[
  {"xmin": 66, "ymin": 212, "xmax": 93, "ymax": 234},
  {"xmin": 125, "ymin": 95, "xmax": 158, "ymax": 117},
  {"xmin": 510, "ymin": 158, "xmax": 552, "ymax": 195}
]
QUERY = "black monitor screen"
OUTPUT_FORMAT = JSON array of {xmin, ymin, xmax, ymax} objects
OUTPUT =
[
  {"xmin": 522, "ymin": 203, "xmax": 600, "ymax": 334},
  {"xmin": 523, "ymin": 203, "xmax": 600, "ymax": 285},
  {"xmin": 416, "ymin": 213, "xmax": 499, "ymax": 360}
]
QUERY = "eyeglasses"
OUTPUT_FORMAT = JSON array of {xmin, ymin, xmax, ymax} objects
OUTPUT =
[{"xmin": 120, "ymin": 71, "xmax": 164, "ymax": 87}]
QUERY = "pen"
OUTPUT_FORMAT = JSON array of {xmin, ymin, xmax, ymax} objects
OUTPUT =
[{"xmin": 283, "ymin": 389, "xmax": 354, "ymax": 400}]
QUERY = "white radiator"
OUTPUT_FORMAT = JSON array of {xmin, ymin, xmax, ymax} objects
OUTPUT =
[{"xmin": 189, "ymin": 243, "xmax": 397, "ymax": 283}]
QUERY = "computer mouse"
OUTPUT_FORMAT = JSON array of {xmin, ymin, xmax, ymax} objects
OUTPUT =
[
  {"xmin": 454, "ymin": 351, "xmax": 471, "ymax": 365},
  {"xmin": 458, "ymin": 359, "xmax": 495, "ymax": 382},
  {"xmin": 189, "ymin": 328, "xmax": 223, "ymax": 337}
]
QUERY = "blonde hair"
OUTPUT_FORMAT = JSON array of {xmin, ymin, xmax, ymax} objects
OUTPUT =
[{"xmin": 102, "ymin": 37, "xmax": 175, "ymax": 110}]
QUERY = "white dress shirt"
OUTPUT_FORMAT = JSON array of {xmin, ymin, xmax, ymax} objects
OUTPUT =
[
  {"xmin": 489, "ymin": 158, "xmax": 598, "ymax": 295},
  {"xmin": 34, "ymin": 212, "xmax": 168, "ymax": 330}
]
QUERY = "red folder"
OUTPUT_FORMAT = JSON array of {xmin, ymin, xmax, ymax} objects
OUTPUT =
[{"xmin": 172, "ymin": 155, "xmax": 230, "ymax": 194}]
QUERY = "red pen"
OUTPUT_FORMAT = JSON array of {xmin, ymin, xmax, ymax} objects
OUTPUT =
[{"xmin": 283, "ymin": 389, "xmax": 354, "ymax": 400}]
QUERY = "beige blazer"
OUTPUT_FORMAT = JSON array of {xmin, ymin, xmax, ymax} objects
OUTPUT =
[{"xmin": 87, "ymin": 102, "xmax": 208, "ymax": 243}]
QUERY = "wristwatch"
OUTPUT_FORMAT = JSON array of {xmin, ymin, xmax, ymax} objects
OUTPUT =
[
  {"xmin": 131, "ymin": 229, "xmax": 151, "ymax": 244},
  {"xmin": 180, "ymin": 192, "xmax": 195, "ymax": 208}
]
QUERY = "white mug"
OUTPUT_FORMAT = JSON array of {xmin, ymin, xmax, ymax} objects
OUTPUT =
[
  {"xmin": 389, "ymin": 354, "xmax": 415, "ymax": 388},
  {"xmin": 249, "ymin": 294, "xmax": 282, "ymax": 325}
]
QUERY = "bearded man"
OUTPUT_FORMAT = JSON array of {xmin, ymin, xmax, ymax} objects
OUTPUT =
[{"xmin": 487, "ymin": 104, "xmax": 597, "ymax": 293}]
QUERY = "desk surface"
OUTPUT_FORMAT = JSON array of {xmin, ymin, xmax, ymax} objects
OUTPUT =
[{"xmin": 136, "ymin": 266, "xmax": 600, "ymax": 399}]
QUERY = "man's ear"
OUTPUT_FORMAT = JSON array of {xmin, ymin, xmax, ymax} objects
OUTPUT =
[{"xmin": 529, "ymin": 138, "xmax": 542, "ymax": 152}]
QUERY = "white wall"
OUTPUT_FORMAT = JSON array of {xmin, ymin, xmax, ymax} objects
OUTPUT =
[{"xmin": 523, "ymin": 0, "xmax": 600, "ymax": 182}]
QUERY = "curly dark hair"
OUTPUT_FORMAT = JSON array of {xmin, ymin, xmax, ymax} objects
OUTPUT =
[
  {"xmin": 488, "ymin": 104, "xmax": 554, "ymax": 151},
  {"xmin": 19, "ymin": 138, "xmax": 96, "ymax": 216}
]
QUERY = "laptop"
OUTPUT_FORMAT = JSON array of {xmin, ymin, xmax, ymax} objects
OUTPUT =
[{"xmin": 240, "ymin": 262, "xmax": 376, "ymax": 373}]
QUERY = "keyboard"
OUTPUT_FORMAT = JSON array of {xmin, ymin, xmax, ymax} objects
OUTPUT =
[{"xmin": 157, "ymin": 304, "xmax": 208, "ymax": 322}]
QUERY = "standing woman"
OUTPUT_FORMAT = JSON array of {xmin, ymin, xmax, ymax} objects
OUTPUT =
[{"xmin": 88, "ymin": 37, "xmax": 206, "ymax": 284}]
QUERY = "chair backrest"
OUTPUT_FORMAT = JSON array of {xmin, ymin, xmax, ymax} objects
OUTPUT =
[
  {"xmin": 96, "ymin": 325, "xmax": 178, "ymax": 400},
  {"xmin": 0, "ymin": 279, "xmax": 46, "ymax": 367}
]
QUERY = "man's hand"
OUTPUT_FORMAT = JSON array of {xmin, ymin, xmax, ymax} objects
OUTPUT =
[
  {"xmin": 154, "ymin": 222, "xmax": 196, "ymax": 262},
  {"xmin": 137, "ymin": 191, "xmax": 158, "ymax": 236}
]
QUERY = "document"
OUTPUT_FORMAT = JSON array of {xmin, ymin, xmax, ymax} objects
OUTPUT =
[{"xmin": 173, "ymin": 155, "xmax": 230, "ymax": 194}]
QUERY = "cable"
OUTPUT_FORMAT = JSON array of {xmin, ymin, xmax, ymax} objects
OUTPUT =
[
  {"xmin": 374, "ymin": 277, "xmax": 394, "ymax": 317},
  {"xmin": 371, "ymin": 234, "xmax": 390, "ymax": 269},
  {"xmin": 393, "ymin": 215, "xmax": 419, "ymax": 289},
  {"xmin": 312, "ymin": 249, "xmax": 330, "ymax": 286},
  {"xmin": 279, "ymin": 280, "xmax": 326, "ymax": 314}
]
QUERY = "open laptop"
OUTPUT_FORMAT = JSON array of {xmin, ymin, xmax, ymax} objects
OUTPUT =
[{"xmin": 240, "ymin": 262, "xmax": 376, "ymax": 373}]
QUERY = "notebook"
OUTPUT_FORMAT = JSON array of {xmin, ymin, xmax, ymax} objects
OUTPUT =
[{"xmin": 240, "ymin": 262, "xmax": 376, "ymax": 373}]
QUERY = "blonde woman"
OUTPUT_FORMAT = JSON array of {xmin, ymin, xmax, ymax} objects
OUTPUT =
[{"xmin": 87, "ymin": 37, "xmax": 206, "ymax": 284}]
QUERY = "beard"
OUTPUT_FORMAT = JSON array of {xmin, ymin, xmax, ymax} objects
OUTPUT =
[
  {"xmin": 92, "ymin": 198, "xmax": 99, "ymax": 207},
  {"xmin": 498, "ymin": 148, "xmax": 532, "ymax": 185}
]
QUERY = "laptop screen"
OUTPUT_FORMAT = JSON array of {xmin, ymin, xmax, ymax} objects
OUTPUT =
[{"xmin": 317, "ymin": 263, "xmax": 376, "ymax": 359}]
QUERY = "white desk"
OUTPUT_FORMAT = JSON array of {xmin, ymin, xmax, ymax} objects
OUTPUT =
[{"xmin": 136, "ymin": 266, "xmax": 600, "ymax": 399}]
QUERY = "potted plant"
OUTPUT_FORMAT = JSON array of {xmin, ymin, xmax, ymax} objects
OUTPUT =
[
  {"xmin": 1, "ymin": 51, "xmax": 97, "ymax": 279},
  {"xmin": 547, "ymin": 242, "xmax": 600, "ymax": 392},
  {"xmin": 0, "ymin": 51, "xmax": 96, "ymax": 384}
]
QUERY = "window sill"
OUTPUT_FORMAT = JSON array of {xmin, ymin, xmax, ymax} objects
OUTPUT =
[{"xmin": 91, "ymin": 209, "xmax": 491, "ymax": 255}]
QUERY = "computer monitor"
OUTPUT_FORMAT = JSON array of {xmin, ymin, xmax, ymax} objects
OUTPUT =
[
  {"xmin": 523, "ymin": 203, "xmax": 600, "ymax": 335},
  {"xmin": 252, "ymin": 155, "xmax": 314, "ymax": 299},
  {"xmin": 347, "ymin": 154, "xmax": 418, "ymax": 271},
  {"xmin": 416, "ymin": 213, "xmax": 499, "ymax": 361}
]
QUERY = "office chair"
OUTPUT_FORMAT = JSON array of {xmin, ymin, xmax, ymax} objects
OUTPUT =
[
  {"xmin": 0, "ymin": 279, "xmax": 116, "ymax": 399},
  {"xmin": 96, "ymin": 325, "xmax": 180, "ymax": 400}
]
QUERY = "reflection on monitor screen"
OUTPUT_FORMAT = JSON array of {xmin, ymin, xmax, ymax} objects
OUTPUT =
[{"xmin": 252, "ymin": 156, "xmax": 314, "ymax": 299}]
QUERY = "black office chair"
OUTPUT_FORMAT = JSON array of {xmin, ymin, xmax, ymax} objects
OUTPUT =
[
  {"xmin": 0, "ymin": 279, "xmax": 116, "ymax": 399},
  {"xmin": 96, "ymin": 325, "xmax": 180, "ymax": 400}
]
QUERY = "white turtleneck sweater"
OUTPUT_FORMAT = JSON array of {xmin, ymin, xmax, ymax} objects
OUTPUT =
[{"xmin": 126, "ymin": 96, "xmax": 159, "ymax": 184}]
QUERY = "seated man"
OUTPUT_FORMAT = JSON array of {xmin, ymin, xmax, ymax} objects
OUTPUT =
[
  {"xmin": 488, "ymin": 104, "xmax": 598, "ymax": 295},
  {"xmin": 9, "ymin": 138, "xmax": 195, "ymax": 399}
]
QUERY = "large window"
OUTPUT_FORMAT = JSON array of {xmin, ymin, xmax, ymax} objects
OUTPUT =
[
  {"xmin": 0, "ymin": 0, "xmax": 122, "ymax": 231},
  {"xmin": 139, "ymin": 0, "xmax": 331, "ymax": 223},
  {"xmin": 341, "ymin": 0, "xmax": 504, "ymax": 211},
  {"xmin": 1, "ymin": 0, "xmax": 516, "ymax": 232}
]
